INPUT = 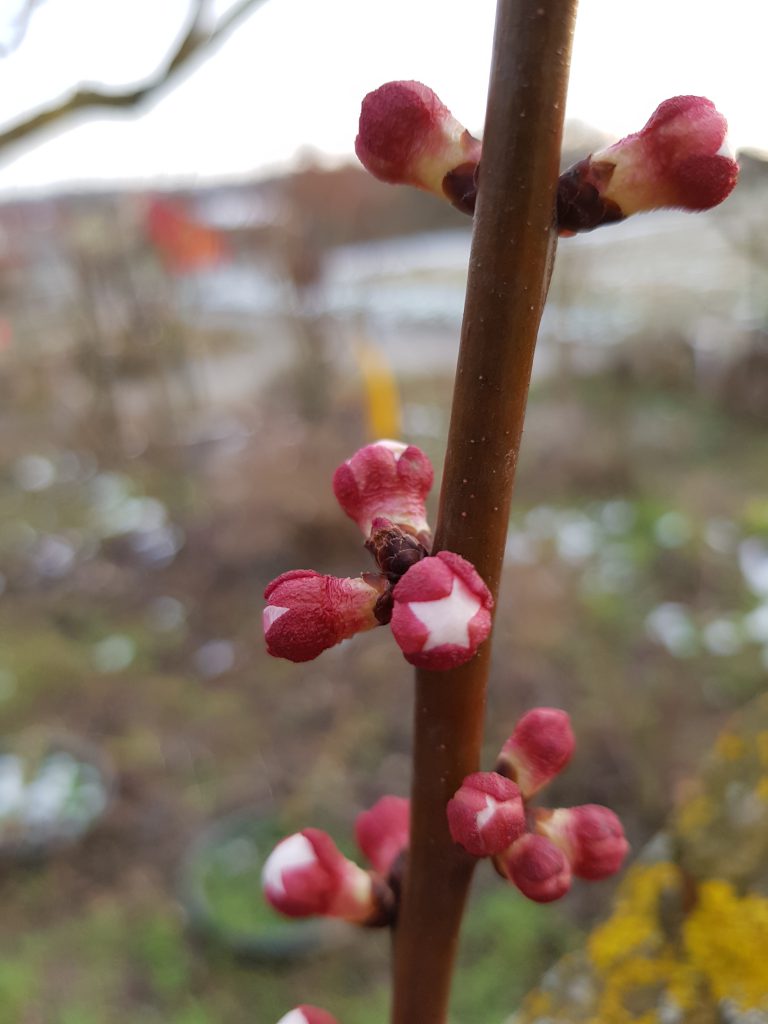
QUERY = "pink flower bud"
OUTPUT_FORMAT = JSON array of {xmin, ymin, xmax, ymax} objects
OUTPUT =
[
  {"xmin": 276, "ymin": 1008, "xmax": 339, "ymax": 1024},
  {"xmin": 535, "ymin": 804, "xmax": 629, "ymax": 880},
  {"xmin": 355, "ymin": 795, "xmax": 410, "ymax": 877},
  {"xmin": 333, "ymin": 441, "xmax": 434, "ymax": 543},
  {"xmin": 495, "ymin": 833, "xmax": 572, "ymax": 903},
  {"xmin": 356, "ymin": 81, "xmax": 481, "ymax": 214},
  {"xmin": 264, "ymin": 570, "xmax": 385, "ymax": 662},
  {"xmin": 262, "ymin": 828, "xmax": 378, "ymax": 923},
  {"xmin": 496, "ymin": 707, "xmax": 575, "ymax": 798},
  {"xmin": 558, "ymin": 95, "xmax": 739, "ymax": 234},
  {"xmin": 447, "ymin": 772, "xmax": 526, "ymax": 858},
  {"xmin": 390, "ymin": 551, "xmax": 493, "ymax": 670}
]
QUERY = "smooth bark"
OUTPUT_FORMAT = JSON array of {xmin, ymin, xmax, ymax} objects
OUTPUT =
[{"xmin": 391, "ymin": 2, "xmax": 578, "ymax": 1021}]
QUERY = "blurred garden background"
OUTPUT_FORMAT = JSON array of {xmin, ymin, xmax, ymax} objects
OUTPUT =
[{"xmin": 1, "ymin": 2, "xmax": 768, "ymax": 1022}]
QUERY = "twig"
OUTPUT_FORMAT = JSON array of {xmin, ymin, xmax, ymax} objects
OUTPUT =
[
  {"xmin": 0, "ymin": 0, "xmax": 266, "ymax": 156},
  {"xmin": 390, "ymin": 2, "xmax": 578, "ymax": 1021}
]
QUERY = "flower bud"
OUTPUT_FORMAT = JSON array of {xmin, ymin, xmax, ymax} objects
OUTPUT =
[
  {"xmin": 535, "ymin": 804, "xmax": 629, "ymax": 880},
  {"xmin": 264, "ymin": 570, "xmax": 385, "ymax": 662},
  {"xmin": 495, "ymin": 833, "xmax": 572, "ymax": 903},
  {"xmin": 276, "ymin": 1008, "xmax": 339, "ymax": 1024},
  {"xmin": 333, "ymin": 440, "xmax": 434, "ymax": 544},
  {"xmin": 262, "ymin": 828, "xmax": 379, "ymax": 923},
  {"xmin": 356, "ymin": 81, "xmax": 481, "ymax": 214},
  {"xmin": 496, "ymin": 707, "xmax": 575, "ymax": 798},
  {"xmin": 355, "ymin": 795, "xmax": 410, "ymax": 876},
  {"xmin": 447, "ymin": 772, "xmax": 526, "ymax": 858},
  {"xmin": 557, "ymin": 95, "xmax": 739, "ymax": 234},
  {"xmin": 390, "ymin": 551, "xmax": 493, "ymax": 670}
]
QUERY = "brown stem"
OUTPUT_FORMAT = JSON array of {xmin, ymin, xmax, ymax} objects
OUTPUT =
[{"xmin": 390, "ymin": 2, "xmax": 578, "ymax": 1022}]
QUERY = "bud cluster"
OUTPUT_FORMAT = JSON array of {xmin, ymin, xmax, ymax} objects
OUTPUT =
[
  {"xmin": 356, "ymin": 83, "xmax": 738, "ymax": 233},
  {"xmin": 264, "ymin": 440, "xmax": 493, "ymax": 669},
  {"xmin": 447, "ymin": 708, "xmax": 628, "ymax": 902},
  {"xmin": 262, "ymin": 795, "xmax": 409, "ymax": 926}
]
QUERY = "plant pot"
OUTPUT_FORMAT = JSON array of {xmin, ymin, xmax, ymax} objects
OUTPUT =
[{"xmin": 179, "ymin": 807, "xmax": 350, "ymax": 963}]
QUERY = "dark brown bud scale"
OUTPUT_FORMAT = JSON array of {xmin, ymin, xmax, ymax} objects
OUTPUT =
[
  {"xmin": 442, "ymin": 153, "xmax": 479, "ymax": 215},
  {"xmin": 365, "ymin": 874, "xmax": 398, "ymax": 928},
  {"xmin": 556, "ymin": 157, "xmax": 625, "ymax": 234},
  {"xmin": 373, "ymin": 588, "xmax": 394, "ymax": 626},
  {"xmin": 365, "ymin": 523, "xmax": 430, "ymax": 583}
]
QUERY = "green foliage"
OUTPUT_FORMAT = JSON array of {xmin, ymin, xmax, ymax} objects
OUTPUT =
[
  {"xmin": 452, "ymin": 887, "xmax": 580, "ymax": 1024},
  {"xmin": 0, "ymin": 956, "xmax": 37, "ymax": 1019},
  {"xmin": 132, "ymin": 914, "xmax": 191, "ymax": 1000}
]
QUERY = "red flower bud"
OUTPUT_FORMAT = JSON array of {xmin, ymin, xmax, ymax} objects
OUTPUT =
[
  {"xmin": 355, "ymin": 795, "xmax": 410, "ymax": 876},
  {"xmin": 495, "ymin": 833, "xmax": 572, "ymax": 903},
  {"xmin": 558, "ymin": 95, "xmax": 738, "ymax": 234},
  {"xmin": 535, "ymin": 804, "xmax": 629, "ymax": 880},
  {"xmin": 333, "ymin": 441, "xmax": 434, "ymax": 544},
  {"xmin": 496, "ymin": 707, "xmax": 575, "ymax": 798},
  {"xmin": 264, "ymin": 570, "xmax": 385, "ymax": 662},
  {"xmin": 390, "ymin": 551, "xmax": 493, "ymax": 670},
  {"xmin": 262, "ymin": 828, "xmax": 377, "ymax": 923},
  {"xmin": 356, "ymin": 81, "xmax": 481, "ymax": 214},
  {"xmin": 276, "ymin": 1009, "xmax": 339, "ymax": 1024},
  {"xmin": 447, "ymin": 772, "xmax": 526, "ymax": 858}
]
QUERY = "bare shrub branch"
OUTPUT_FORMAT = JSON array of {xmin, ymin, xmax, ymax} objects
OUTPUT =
[{"xmin": 0, "ymin": 0, "xmax": 266, "ymax": 156}]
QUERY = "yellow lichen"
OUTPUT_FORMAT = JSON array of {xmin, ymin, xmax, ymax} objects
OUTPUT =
[
  {"xmin": 755, "ymin": 776, "xmax": 768, "ymax": 802},
  {"xmin": 684, "ymin": 879, "xmax": 768, "ymax": 1009},
  {"xmin": 521, "ymin": 810, "xmax": 768, "ymax": 1022},
  {"xmin": 590, "ymin": 949, "xmax": 701, "ymax": 1022},
  {"xmin": 584, "ymin": 872, "xmax": 768, "ymax": 1020},
  {"xmin": 588, "ymin": 863, "xmax": 679, "ymax": 973},
  {"xmin": 587, "ymin": 1003, "xmax": 657, "ymax": 1024},
  {"xmin": 715, "ymin": 731, "xmax": 747, "ymax": 762},
  {"xmin": 518, "ymin": 989, "xmax": 553, "ymax": 1018},
  {"xmin": 586, "ymin": 863, "xmax": 710, "ymax": 1021},
  {"xmin": 664, "ymin": 958, "xmax": 701, "ymax": 1012}
]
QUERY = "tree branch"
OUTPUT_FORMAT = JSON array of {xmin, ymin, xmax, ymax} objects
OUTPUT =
[
  {"xmin": 0, "ymin": 0, "xmax": 267, "ymax": 156},
  {"xmin": 390, "ymin": 2, "xmax": 579, "ymax": 1022}
]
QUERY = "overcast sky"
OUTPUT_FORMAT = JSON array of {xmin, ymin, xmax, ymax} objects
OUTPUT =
[{"xmin": 0, "ymin": 0, "xmax": 765, "ymax": 195}]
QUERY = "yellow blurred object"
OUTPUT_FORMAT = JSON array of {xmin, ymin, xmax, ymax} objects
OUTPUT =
[{"xmin": 353, "ymin": 337, "xmax": 401, "ymax": 441}]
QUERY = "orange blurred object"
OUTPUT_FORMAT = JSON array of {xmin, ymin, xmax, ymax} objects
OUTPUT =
[{"xmin": 145, "ymin": 197, "xmax": 229, "ymax": 273}]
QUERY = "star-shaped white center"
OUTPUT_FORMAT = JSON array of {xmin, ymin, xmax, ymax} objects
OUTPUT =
[
  {"xmin": 476, "ymin": 795, "xmax": 499, "ymax": 830},
  {"xmin": 408, "ymin": 576, "xmax": 482, "ymax": 652},
  {"xmin": 263, "ymin": 605, "xmax": 289, "ymax": 631},
  {"xmin": 375, "ymin": 439, "xmax": 407, "ymax": 461}
]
